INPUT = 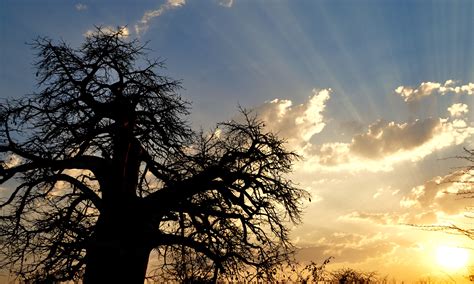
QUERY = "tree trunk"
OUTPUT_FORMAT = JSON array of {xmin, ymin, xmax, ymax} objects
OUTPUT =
[
  {"xmin": 83, "ymin": 205, "xmax": 153, "ymax": 284},
  {"xmin": 83, "ymin": 240, "xmax": 151, "ymax": 284},
  {"xmin": 83, "ymin": 112, "xmax": 152, "ymax": 283}
]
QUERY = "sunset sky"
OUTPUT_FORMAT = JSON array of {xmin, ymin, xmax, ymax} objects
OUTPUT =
[{"xmin": 2, "ymin": 0, "xmax": 474, "ymax": 282}]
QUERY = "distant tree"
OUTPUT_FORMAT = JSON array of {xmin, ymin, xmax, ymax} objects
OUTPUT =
[
  {"xmin": 285, "ymin": 257, "xmax": 333, "ymax": 283},
  {"xmin": 331, "ymin": 268, "xmax": 383, "ymax": 284},
  {"xmin": 0, "ymin": 28, "xmax": 307, "ymax": 283},
  {"xmin": 247, "ymin": 257, "xmax": 386, "ymax": 284}
]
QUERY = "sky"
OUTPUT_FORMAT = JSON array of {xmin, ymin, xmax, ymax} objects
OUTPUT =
[{"xmin": 1, "ymin": 0, "xmax": 474, "ymax": 282}]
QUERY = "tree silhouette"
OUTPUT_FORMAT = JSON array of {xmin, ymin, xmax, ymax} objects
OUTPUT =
[
  {"xmin": 330, "ymin": 268, "xmax": 383, "ymax": 284},
  {"xmin": 0, "ymin": 28, "xmax": 307, "ymax": 283}
]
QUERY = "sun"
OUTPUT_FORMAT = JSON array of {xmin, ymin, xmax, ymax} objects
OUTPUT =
[{"xmin": 436, "ymin": 246, "xmax": 469, "ymax": 270}]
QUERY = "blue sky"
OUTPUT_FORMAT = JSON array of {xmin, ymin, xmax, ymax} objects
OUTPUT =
[
  {"xmin": 2, "ymin": 0, "xmax": 474, "ymax": 123},
  {"xmin": 2, "ymin": 0, "xmax": 474, "ymax": 281}
]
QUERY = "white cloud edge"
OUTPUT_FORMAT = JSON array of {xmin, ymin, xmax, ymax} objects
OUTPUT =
[
  {"xmin": 395, "ymin": 80, "xmax": 474, "ymax": 102},
  {"xmin": 255, "ymin": 88, "xmax": 331, "ymax": 149}
]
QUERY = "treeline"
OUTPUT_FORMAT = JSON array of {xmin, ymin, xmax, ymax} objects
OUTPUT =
[{"xmin": 146, "ymin": 257, "xmax": 390, "ymax": 283}]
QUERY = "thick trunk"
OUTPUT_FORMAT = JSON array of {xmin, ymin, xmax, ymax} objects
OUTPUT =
[
  {"xmin": 84, "ymin": 105, "xmax": 153, "ymax": 283},
  {"xmin": 83, "ymin": 204, "xmax": 153, "ymax": 284},
  {"xmin": 83, "ymin": 240, "xmax": 151, "ymax": 284}
]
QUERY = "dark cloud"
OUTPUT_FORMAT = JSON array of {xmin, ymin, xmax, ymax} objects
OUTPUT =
[{"xmin": 350, "ymin": 119, "xmax": 439, "ymax": 159}]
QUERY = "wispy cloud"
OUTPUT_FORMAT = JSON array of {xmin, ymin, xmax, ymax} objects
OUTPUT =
[
  {"xmin": 217, "ymin": 0, "xmax": 234, "ymax": 7},
  {"xmin": 395, "ymin": 80, "xmax": 474, "ymax": 102},
  {"xmin": 133, "ymin": 0, "xmax": 236, "ymax": 36},
  {"xmin": 75, "ymin": 3, "xmax": 88, "ymax": 11},
  {"xmin": 373, "ymin": 186, "xmax": 399, "ymax": 199},
  {"xmin": 135, "ymin": 0, "xmax": 186, "ymax": 35},
  {"xmin": 297, "ymin": 232, "xmax": 396, "ymax": 264},
  {"xmin": 340, "ymin": 210, "xmax": 438, "ymax": 226}
]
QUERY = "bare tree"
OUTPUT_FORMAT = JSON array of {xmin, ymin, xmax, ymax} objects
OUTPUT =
[{"xmin": 0, "ymin": 28, "xmax": 307, "ymax": 283}]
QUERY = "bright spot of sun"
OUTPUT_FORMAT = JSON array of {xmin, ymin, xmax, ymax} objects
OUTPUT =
[{"xmin": 436, "ymin": 246, "xmax": 469, "ymax": 270}]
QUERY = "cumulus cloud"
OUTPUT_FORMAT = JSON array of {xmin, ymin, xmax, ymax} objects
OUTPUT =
[
  {"xmin": 249, "ymin": 86, "xmax": 473, "ymax": 173},
  {"xmin": 300, "ymin": 116, "xmax": 474, "ymax": 172},
  {"xmin": 83, "ymin": 26, "xmax": 130, "ymax": 38},
  {"xmin": 135, "ymin": 0, "xmax": 186, "ymax": 35},
  {"xmin": 255, "ymin": 88, "xmax": 331, "ymax": 149},
  {"xmin": 395, "ymin": 80, "xmax": 474, "ymax": 102},
  {"xmin": 75, "ymin": 3, "xmax": 88, "ymax": 11},
  {"xmin": 448, "ymin": 103, "xmax": 469, "ymax": 117}
]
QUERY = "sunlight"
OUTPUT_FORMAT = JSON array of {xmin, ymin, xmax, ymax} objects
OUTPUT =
[{"xmin": 436, "ymin": 246, "xmax": 469, "ymax": 270}]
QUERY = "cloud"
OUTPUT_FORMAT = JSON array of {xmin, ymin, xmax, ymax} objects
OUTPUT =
[
  {"xmin": 49, "ymin": 169, "xmax": 99, "ymax": 197},
  {"xmin": 135, "ymin": 0, "xmax": 186, "ymax": 35},
  {"xmin": 400, "ymin": 171, "xmax": 474, "ymax": 216},
  {"xmin": 1, "ymin": 154, "xmax": 21, "ymax": 169},
  {"xmin": 217, "ymin": 0, "xmax": 234, "ymax": 7},
  {"xmin": 297, "ymin": 232, "xmax": 396, "ymax": 264},
  {"xmin": 448, "ymin": 103, "xmax": 469, "ymax": 117},
  {"xmin": 341, "ymin": 212, "xmax": 401, "ymax": 225},
  {"xmin": 75, "ymin": 3, "xmax": 88, "ymax": 11},
  {"xmin": 343, "ymin": 170, "xmax": 474, "ymax": 227},
  {"xmin": 250, "ymin": 87, "xmax": 473, "ymax": 173},
  {"xmin": 133, "ymin": 0, "xmax": 235, "ymax": 36},
  {"xmin": 350, "ymin": 119, "xmax": 440, "ymax": 159},
  {"xmin": 373, "ymin": 186, "xmax": 398, "ymax": 199},
  {"xmin": 340, "ymin": 211, "xmax": 438, "ymax": 226},
  {"xmin": 300, "ymin": 116, "xmax": 474, "ymax": 172},
  {"xmin": 395, "ymin": 80, "xmax": 474, "ymax": 102},
  {"xmin": 255, "ymin": 88, "xmax": 331, "ymax": 149},
  {"xmin": 83, "ymin": 26, "xmax": 130, "ymax": 38}
]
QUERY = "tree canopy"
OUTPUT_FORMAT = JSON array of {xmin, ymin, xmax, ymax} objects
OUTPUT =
[{"xmin": 0, "ymin": 27, "xmax": 307, "ymax": 283}]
